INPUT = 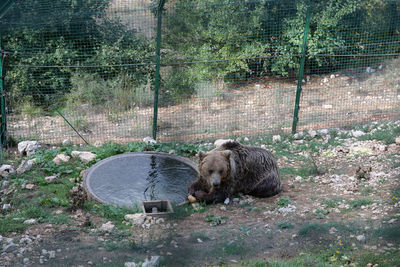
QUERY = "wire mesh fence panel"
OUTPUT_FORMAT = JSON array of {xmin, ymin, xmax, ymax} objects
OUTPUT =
[
  {"xmin": 1, "ymin": 0, "xmax": 400, "ymax": 145},
  {"xmin": 297, "ymin": 0, "xmax": 400, "ymax": 131},
  {"xmin": 157, "ymin": 0, "xmax": 301, "ymax": 141},
  {"xmin": 2, "ymin": 0, "xmax": 156, "ymax": 144}
]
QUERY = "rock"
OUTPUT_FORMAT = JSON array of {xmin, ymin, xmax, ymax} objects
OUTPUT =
[
  {"xmin": 16, "ymin": 159, "xmax": 36, "ymax": 174},
  {"xmin": 352, "ymin": 130, "xmax": 365, "ymax": 137},
  {"xmin": 2, "ymin": 204, "xmax": 11, "ymax": 210},
  {"xmin": 220, "ymin": 206, "xmax": 227, "ymax": 211},
  {"xmin": 24, "ymin": 183, "xmax": 34, "ymax": 190},
  {"xmin": 62, "ymin": 139, "xmax": 71, "ymax": 146},
  {"xmin": 388, "ymin": 219, "xmax": 397, "ymax": 224},
  {"xmin": 0, "ymin": 165, "xmax": 15, "ymax": 178},
  {"xmin": 396, "ymin": 137, "xmax": 400, "ymax": 145},
  {"xmin": 308, "ymin": 130, "xmax": 317, "ymax": 138},
  {"xmin": 71, "ymin": 151, "xmax": 96, "ymax": 163},
  {"xmin": 143, "ymin": 136, "xmax": 156, "ymax": 144},
  {"xmin": 23, "ymin": 219, "xmax": 37, "ymax": 225},
  {"xmin": 45, "ymin": 176, "xmax": 58, "ymax": 183},
  {"xmin": 3, "ymin": 243, "xmax": 17, "ymax": 253},
  {"xmin": 295, "ymin": 176, "xmax": 302, "ymax": 182},
  {"xmin": 18, "ymin": 141, "xmax": 39, "ymax": 156},
  {"xmin": 323, "ymin": 77, "xmax": 329, "ymax": 83},
  {"xmin": 224, "ymin": 198, "xmax": 230, "ymax": 205},
  {"xmin": 52, "ymin": 154, "xmax": 70, "ymax": 165},
  {"xmin": 48, "ymin": 250, "xmax": 56, "ymax": 259},
  {"xmin": 124, "ymin": 214, "xmax": 146, "ymax": 226},
  {"xmin": 125, "ymin": 262, "xmax": 137, "ymax": 267},
  {"xmin": 142, "ymin": 256, "xmax": 160, "ymax": 267},
  {"xmin": 23, "ymin": 258, "xmax": 29, "ymax": 264},
  {"xmin": 356, "ymin": 234, "xmax": 366, "ymax": 242},
  {"xmin": 100, "ymin": 221, "xmax": 115, "ymax": 232},
  {"xmin": 322, "ymin": 104, "xmax": 332, "ymax": 109},
  {"xmin": 232, "ymin": 198, "xmax": 240, "ymax": 203},
  {"xmin": 2, "ymin": 180, "xmax": 9, "ymax": 188},
  {"xmin": 330, "ymin": 74, "xmax": 335, "ymax": 79},
  {"xmin": 272, "ymin": 135, "xmax": 281, "ymax": 143},
  {"xmin": 214, "ymin": 139, "xmax": 233, "ymax": 148},
  {"xmin": 293, "ymin": 132, "xmax": 304, "ymax": 140}
]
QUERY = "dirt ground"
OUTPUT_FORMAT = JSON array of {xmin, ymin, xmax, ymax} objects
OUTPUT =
[
  {"xmin": 1, "ymin": 126, "xmax": 400, "ymax": 266},
  {"xmin": 7, "ymin": 58, "xmax": 400, "ymax": 144}
]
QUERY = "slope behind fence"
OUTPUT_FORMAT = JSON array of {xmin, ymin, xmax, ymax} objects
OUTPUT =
[{"xmin": 0, "ymin": 0, "xmax": 399, "ymax": 146}]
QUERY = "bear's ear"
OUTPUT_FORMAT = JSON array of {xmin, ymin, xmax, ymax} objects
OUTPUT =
[
  {"xmin": 220, "ymin": 150, "xmax": 232, "ymax": 160},
  {"xmin": 198, "ymin": 151, "xmax": 207, "ymax": 161}
]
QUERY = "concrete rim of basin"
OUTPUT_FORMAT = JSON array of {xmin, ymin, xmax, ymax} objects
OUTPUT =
[{"xmin": 83, "ymin": 151, "xmax": 199, "ymax": 206}]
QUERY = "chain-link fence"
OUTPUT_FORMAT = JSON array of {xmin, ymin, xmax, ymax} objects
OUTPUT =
[{"xmin": 1, "ymin": 0, "xmax": 400, "ymax": 147}]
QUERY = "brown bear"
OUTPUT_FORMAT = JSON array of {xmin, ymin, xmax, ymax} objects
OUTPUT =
[{"xmin": 188, "ymin": 141, "xmax": 281, "ymax": 203}]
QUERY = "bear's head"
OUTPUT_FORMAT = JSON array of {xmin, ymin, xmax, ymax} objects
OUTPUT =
[{"xmin": 198, "ymin": 150, "xmax": 234, "ymax": 189}]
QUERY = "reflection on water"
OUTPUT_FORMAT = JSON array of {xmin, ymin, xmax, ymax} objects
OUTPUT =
[{"xmin": 86, "ymin": 153, "xmax": 198, "ymax": 207}]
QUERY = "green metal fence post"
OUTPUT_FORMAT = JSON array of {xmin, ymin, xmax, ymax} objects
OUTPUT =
[
  {"xmin": 152, "ymin": 0, "xmax": 166, "ymax": 140},
  {"xmin": 292, "ymin": 3, "xmax": 311, "ymax": 134}
]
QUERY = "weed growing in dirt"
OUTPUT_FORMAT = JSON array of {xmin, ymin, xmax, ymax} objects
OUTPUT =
[
  {"xmin": 321, "ymin": 197, "xmax": 343, "ymax": 208},
  {"xmin": 359, "ymin": 124, "xmax": 400, "ymax": 145},
  {"xmin": 205, "ymin": 214, "xmax": 229, "ymax": 226},
  {"xmin": 277, "ymin": 221, "xmax": 294, "ymax": 229},
  {"xmin": 190, "ymin": 231, "xmax": 210, "ymax": 242},
  {"xmin": 348, "ymin": 198, "xmax": 373, "ymax": 208},
  {"xmin": 168, "ymin": 202, "xmax": 207, "ymax": 220},
  {"xmin": 275, "ymin": 196, "xmax": 293, "ymax": 208}
]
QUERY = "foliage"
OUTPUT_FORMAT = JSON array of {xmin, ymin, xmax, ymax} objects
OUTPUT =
[{"xmin": 3, "ymin": 0, "xmax": 154, "ymax": 110}]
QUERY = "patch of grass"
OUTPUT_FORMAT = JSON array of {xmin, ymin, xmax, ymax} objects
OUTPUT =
[
  {"xmin": 359, "ymin": 125, "xmax": 400, "ymax": 145},
  {"xmin": 356, "ymin": 250, "xmax": 400, "ymax": 267},
  {"xmin": 321, "ymin": 197, "xmax": 342, "ymax": 208},
  {"xmin": 277, "ymin": 221, "xmax": 294, "ymax": 229},
  {"xmin": 275, "ymin": 196, "xmax": 293, "ymax": 208},
  {"xmin": 190, "ymin": 231, "xmax": 210, "ymax": 242},
  {"xmin": 392, "ymin": 185, "xmax": 400, "ymax": 203},
  {"xmin": 169, "ymin": 202, "xmax": 207, "ymax": 220},
  {"xmin": 85, "ymin": 202, "xmax": 140, "ymax": 227},
  {"xmin": 0, "ymin": 216, "xmax": 27, "ymax": 234},
  {"xmin": 374, "ymin": 221, "xmax": 400, "ymax": 242},
  {"xmin": 348, "ymin": 198, "xmax": 373, "ymax": 208},
  {"xmin": 205, "ymin": 214, "xmax": 229, "ymax": 226}
]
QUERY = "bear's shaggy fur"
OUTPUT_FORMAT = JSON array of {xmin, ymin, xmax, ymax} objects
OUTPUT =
[{"xmin": 188, "ymin": 141, "xmax": 281, "ymax": 203}]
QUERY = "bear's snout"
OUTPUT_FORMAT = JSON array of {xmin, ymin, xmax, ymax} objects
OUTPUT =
[{"xmin": 212, "ymin": 175, "xmax": 221, "ymax": 187}]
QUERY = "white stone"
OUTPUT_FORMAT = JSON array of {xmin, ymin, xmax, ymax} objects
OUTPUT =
[
  {"xmin": 244, "ymin": 137, "xmax": 249, "ymax": 142},
  {"xmin": 45, "ymin": 176, "xmax": 58, "ymax": 183},
  {"xmin": 142, "ymin": 256, "xmax": 160, "ymax": 267},
  {"xmin": 395, "ymin": 137, "xmax": 400, "ymax": 145},
  {"xmin": 214, "ymin": 139, "xmax": 233, "ymax": 148},
  {"xmin": 356, "ymin": 234, "xmax": 366, "ymax": 242},
  {"xmin": 0, "ymin": 164, "xmax": 15, "ymax": 178},
  {"xmin": 62, "ymin": 139, "xmax": 71, "ymax": 146},
  {"xmin": 18, "ymin": 141, "xmax": 39, "ymax": 156},
  {"xmin": 16, "ymin": 159, "xmax": 36, "ymax": 174},
  {"xmin": 330, "ymin": 74, "xmax": 335, "ymax": 79},
  {"xmin": 124, "ymin": 213, "xmax": 146, "ymax": 226},
  {"xmin": 124, "ymin": 262, "xmax": 137, "ymax": 267},
  {"xmin": 48, "ymin": 250, "xmax": 56, "ymax": 259},
  {"xmin": 23, "ymin": 219, "xmax": 37, "ymax": 225},
  {"xmin": 2, "ymin": 204, "xmax": 11, "ymax": 210},
  {"xmin": 52, "ymin": 154, "xmax": 71, "ymax": 165},
  {"xmin": 143, "ymin": 137, "xmax": 156, "ymax": 144},
  {"xmin": 323, "ymin": 77, "xmax": 329, "ymax": 83},
  {"xmin": 224, "ymin": 198, "xmax": 230, "ymax": 205},
  {"xmin": 100, "ymin": 221, "xmax": 115, "ymax": 232},
  {"xmin": 352, "ymin": 130, "xmax": 365, "ymax": 137},
  {"xmin": 295, "ymin": 176, "xmax": 302, "ymax": 182},
  {"xmin": 272, "ymin": 135, "xmax": 281, "ymax": 143},
  {"xmin": 71, "ymin": 151, "xmax": 96, "ymax": 162},
  {"xmin": 308, "ymin": 130, "xmax": 317, "ymax": 138},
  {"xmin": 322, "ymin": 104, "xmax": 332, "ymax": 109}
]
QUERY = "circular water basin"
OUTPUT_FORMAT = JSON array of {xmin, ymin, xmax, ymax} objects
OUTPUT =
[{"xmin": 83, "ymin": 152, "xmax": 198, "ymax": 207}]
